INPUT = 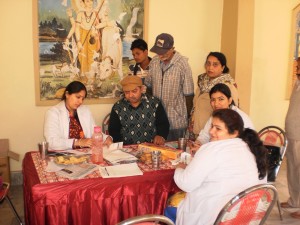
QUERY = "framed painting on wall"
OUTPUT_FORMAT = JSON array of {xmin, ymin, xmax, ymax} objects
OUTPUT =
[
  {"xmin": 287, "ymin": 3, "xmax": 300, "ymax": 99},
  {"xmin": 33, "ymin": 0, "xmax": 148, "ymax": 106}
]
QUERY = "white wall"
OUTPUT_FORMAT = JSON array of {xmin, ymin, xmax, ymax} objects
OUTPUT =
[
  {"xmin": 148, "ymin": 0, "xmax": 224, "ymax": 75},
  {"xmin": 0, "ymin": 0, "xmax": 224, "ymax": 171},
  {"xmin": 250, "ymin": 0, "xmax": 300, "ymax": 130}
]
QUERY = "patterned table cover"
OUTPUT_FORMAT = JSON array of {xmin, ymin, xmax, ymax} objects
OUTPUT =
[{"xmin": 32, "ymin": 144, "xmax": 177, "ymax": 184}]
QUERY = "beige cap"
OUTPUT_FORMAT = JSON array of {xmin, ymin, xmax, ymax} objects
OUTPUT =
[{"xmin": 120, "ymin": 75, "xmax": 142, "ymax": 91}]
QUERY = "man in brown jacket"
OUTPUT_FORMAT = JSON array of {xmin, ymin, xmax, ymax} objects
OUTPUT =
[{"xmin": 282, "ymin": 57, "xmax": 300, "ymax": 219}]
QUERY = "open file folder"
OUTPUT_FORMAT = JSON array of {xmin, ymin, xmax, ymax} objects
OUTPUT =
[
  {"xmin": 99, "ymin": 163, "xmax": 143, "ymax": 178},
  {"xmin": 103, "ymin": 149, "xmax": 138, "ymax": 164}
]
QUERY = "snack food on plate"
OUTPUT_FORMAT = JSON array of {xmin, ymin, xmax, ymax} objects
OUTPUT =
[{"xmin": 55, "ymin": 155, "xmax": 88, "ymax": 165}]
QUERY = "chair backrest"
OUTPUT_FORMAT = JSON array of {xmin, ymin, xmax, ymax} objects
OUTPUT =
[
  {"xmin": 116, "ymin": 214, "xmax": 175, "ymax": 225},
  {"xmin": 102, "ymin": 113, "xmax": 110, "ymax": 135},
  {"xmin": 0, "ymin": 182, "xmax": 10, "ymax": 202},
  {"xmin": 214, "ymin": 184, "xmax": 278, "ymax": 225},
  {"xmin": 258, "ymin": 126, "xmax": 288, "ymax": 182}
]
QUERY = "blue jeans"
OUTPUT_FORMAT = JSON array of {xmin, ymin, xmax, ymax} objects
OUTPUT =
[{"xmin": 164, "ymin": 206, "xmax": 177, "ymax": 224}]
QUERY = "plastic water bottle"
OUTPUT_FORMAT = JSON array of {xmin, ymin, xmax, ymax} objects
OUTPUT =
[{"xmin": 91, "ymin": 126, "xmax": 104, "ymax": 164}]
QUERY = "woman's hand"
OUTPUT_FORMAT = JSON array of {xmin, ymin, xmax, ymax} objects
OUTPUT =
[
  {"xmin": 74, "ymin": 138, "xmax": 92, "ymax": 148},
  {"xmin": 189, "ymin": 140, "xmax": 201, "ymax": 156},
  {"xmin": 103, "ymin": 136, "xmax": 113, "ymax": 147},
  {"xmin": 176, "ymin": 162, "xmax": 187, "ymax": 169}
]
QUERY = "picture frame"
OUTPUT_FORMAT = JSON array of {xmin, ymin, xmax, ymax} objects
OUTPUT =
[
  {"xmin": 33, "ymin": 0, "xmax": 148, "ymax": 106},
  {"xmin": 287, "ymin": 3, "xmax": 300, "ymax": 99}
]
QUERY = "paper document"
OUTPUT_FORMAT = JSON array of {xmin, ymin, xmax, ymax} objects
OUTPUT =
[
  {"xmin": 45, "ymin": 161, "xmax": 66, "ymax": 172},
  {"xmin": 56, "ymin": 163, "xmax": 98, "ymax": 179},
  {"xmin": 104, "ymin": 149, "xmax": 137, "ymax": 164},
  {"xmin": 99, "ymin": 163, "xmax": 143, "ymax": 178},
  {"xmin": 108, "ymin": 142, "xmax": 123, "ymax": 151}
]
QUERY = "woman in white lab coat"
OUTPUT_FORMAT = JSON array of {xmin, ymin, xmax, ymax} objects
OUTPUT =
[
  {"xmin": 173, "ymin": 109, "xmax": 267, "ymax": 225},
  {"xmin": 44, "ymin": 81, "xmax": 112, "ymax": 150}
]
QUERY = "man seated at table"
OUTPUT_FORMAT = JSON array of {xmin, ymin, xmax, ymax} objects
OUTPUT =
[{"xmin": 108, "ymin": 75, "xmax": 170, "ymax": 145}]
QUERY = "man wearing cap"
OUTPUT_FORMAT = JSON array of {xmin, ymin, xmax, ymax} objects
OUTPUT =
[
  {"xmin": 108, "ymin": 75, "xmax": 170, "ymax": 145},
  {"xmin": 145, "ymin": 33, "xmax": 194, "ymax": 141}
]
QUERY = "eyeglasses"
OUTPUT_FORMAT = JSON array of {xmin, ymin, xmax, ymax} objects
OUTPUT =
[{"xmin": 205, "ymin": 62, "xmax": 221, "ymax": 67}]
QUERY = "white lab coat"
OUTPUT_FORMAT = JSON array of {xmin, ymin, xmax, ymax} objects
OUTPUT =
[
  {"xmin": 197, "ymin": 106, "xmax": 255, "ymax": 144},
  {"xmin": 44, "ymin": 101, "xmax": 108, "ymax": 150},
  {"xmin": 174, "ymin": 138, "xmax": 266, "ymax": 225}
]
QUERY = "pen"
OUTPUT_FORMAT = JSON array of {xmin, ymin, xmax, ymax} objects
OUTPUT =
[{"xmin": 105, "ymin": 167, "xmax": 109, "ymax": 176}]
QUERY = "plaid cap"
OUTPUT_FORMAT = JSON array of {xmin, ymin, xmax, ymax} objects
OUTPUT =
[
  {"xmin": 120, "ymin": 75, "xmax": 142, "ymax": 91},
  {"xmin": 150, "ymin": 33, "xmax": 174, "ymax": 55}
]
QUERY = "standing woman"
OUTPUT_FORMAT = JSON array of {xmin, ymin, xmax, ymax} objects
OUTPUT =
[
  {"xmin": 174, "ymin": 109, "xmax": 267, "ymax": 225},
  {"xmin": 188, "ymin": 52, "xmax": 239, "ymax": 140},
  {"xmin": 44, "ymin": 81, "xmax": 112, "ymax": 150}
]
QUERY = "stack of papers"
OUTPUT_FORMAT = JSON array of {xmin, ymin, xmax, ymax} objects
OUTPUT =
[
  {"xmin": 99, "ymin": 163, "xmax": 143, "ymax": 178},
  {"xmin": 103, "ymin": 149, "xmax": 137, "ymax": 164}
]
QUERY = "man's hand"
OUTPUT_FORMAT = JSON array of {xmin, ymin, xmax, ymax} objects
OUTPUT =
[{"xmin": 153, "ymin": 135, "xmax": 165, "ymax": 145}]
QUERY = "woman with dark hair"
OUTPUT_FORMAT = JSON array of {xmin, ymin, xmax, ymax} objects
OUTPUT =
[
  {"xmin": 169, "ymin": 109, "xmax": 267, "ymax": 225},
  {"xmin": 193, "ymin": 83, "xmax": 254, "ymax": 147},
  {"xmin": 188, "ymin": 52, "xmax": 239, "ymax": 140},
  {"xmin": 44, "ymin": 81, "xmax": 112, "ymax": 150}
]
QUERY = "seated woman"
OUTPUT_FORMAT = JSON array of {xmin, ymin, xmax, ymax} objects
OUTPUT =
[
  {"xmin": 44, "ymin": 81, "xmax": 112, "ymax": 150},
  {"xmin": 191, "ymin": 83, "xmax": 254, "ymax": 152},
  {"xmin": 166, "ymin": 108, "xmax": 267, "ymax": 225}
]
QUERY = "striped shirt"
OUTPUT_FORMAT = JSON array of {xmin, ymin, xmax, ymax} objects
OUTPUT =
[{"xmin": 145, "ymin": 52, "xmax": 194, "ymax": 129}]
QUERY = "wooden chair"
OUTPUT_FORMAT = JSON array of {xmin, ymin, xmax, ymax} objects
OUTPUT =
[
  {"xmin": 116, "ymin": 214, "xmax": 175, "ymax": 225},
  {"xmin": 0, "ymin": 182, "xmax": 23, "ymax": 225},
  {"xmin": 214, "ymin": 184, "xmax": 278, "ymax": 225},
  {"xmin": 258, "ymin": 125, "xmax": 288, "ymax": 220}
]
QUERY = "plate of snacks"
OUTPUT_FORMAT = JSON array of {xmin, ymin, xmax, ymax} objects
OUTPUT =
[{"xmin": 55, "ymin": 155, "xmax": 89, "ymax": 165}]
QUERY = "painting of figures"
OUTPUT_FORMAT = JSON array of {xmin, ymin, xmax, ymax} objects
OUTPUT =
[{"xmin": 34, "ymin": 0, "xmax": 146, "ymax": 105}]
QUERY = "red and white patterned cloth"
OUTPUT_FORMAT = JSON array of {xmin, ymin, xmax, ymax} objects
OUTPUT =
[{"xmin": 31, "ymin": 145, "xmax": 176, "ymax": 184}]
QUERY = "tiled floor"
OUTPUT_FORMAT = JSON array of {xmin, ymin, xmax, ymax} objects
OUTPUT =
[
  {"xmin": 265, "ymin": 159, "xmax": 300, "ymax": 225},
  {"xmin": 0, "ymin": 184, "xmax": 24, "ymax": 225},
  {"xmin": 0, "ymin": 159, "xmax": 300, "ymax": 225}
]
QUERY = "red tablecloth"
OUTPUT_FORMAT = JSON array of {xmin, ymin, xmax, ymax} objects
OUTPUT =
[{"xmin": 23, "ymin": 151, "xmax": 179, "ymax": 225}]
